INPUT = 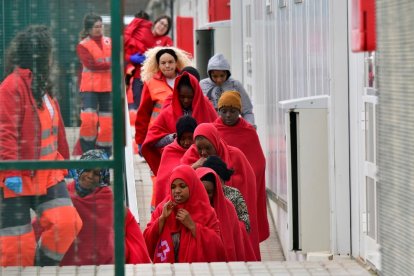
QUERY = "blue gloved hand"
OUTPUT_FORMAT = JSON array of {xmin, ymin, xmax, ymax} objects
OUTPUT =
[
  {"xmin": 66, "ymin": 168, "xmax": 77, "ymax": 179},
  {"xmin": 130, "ymin": 53, "xmax": 146, "ymax": 65},
  {"xmin": 5, "ymin": 176, "xmax": 23, "ymax": 193}
]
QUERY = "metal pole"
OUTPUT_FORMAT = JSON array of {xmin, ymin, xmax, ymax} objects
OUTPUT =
[{"xmin": 111, "ymin": 0, "xmax": 126, "ymax": 275}]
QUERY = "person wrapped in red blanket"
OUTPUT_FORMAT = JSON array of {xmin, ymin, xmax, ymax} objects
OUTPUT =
[
  {"xmin": 34, "ymin": 150, "xmax": 151, "ymax": 265},
  {"xmin": 214, "ymin": 90, "xmax": 269, "ymax": 242},
  {"xmin": 154, "ymin": 115, "xmax": 198, "ymax": 207},
  {"xmin": 143, "ymin": 165, "xmax": 226, "ymax": 263},
  {"xmin": 141, "ymin": 72, "xmax": 217, "ymax": 176},
  {"xmin": 196, "ymin": 167, "xmax": 257, "ymax": 261}
]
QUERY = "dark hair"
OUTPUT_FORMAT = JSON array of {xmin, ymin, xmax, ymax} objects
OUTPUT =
[
  {"xmin": 5, "ymin": 25, "xmax": 53, "ymax": 107},
  {"xmin": 135, "ymin": 10, "xmax": 150, "ymax": 20},
  {"xmin": 153, "ymin": 15, "xmax": 172, "ymax": 36},
  {"xmin": 79, "ymin": 13, "xmax": 102, "ymax": 40},
  {"xmin": 202, "ymin": 155, "xmax": 234, "ymax": 182},
  {"xmin": 181, "ymin": 66, "xmax": 200, "ymax": 82},
  {"xmin": 155, "ymin": 48, "xmax": 177, "ymax": 64},
  {"xmin": 176, "ymin": 115, "xmax": 197, "ymax": 142},
  {"xmin": 177, "ymin": 74, "xmax": 193, "ymax": 92},
  {"xmin": 200, "ymin": 172, "xmax": 217, "ymax": 186}
]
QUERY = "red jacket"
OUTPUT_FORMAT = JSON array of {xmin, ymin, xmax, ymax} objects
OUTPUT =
[
  {"xmin": 124, "ymin": 18, "xmax": 155, "ymax": 79},
  {"xmin": 0, "ymin": 68, "xmax": 69, "ymax": 179},
  {"xmin": 154, "ymin": 35, "xmax": 173, "ymax": 47}
]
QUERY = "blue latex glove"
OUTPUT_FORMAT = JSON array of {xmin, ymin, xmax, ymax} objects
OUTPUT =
[
  {"xmin": 66, "ymin": 168, "xmax": 77, "ymax": 179},
  {"xmin": 5, "ymin": 176, "xmax": 23, "ymax": 193},
  {"xmin": 130, "ymin": 53, "xmax": 146, "ymax": 65}
]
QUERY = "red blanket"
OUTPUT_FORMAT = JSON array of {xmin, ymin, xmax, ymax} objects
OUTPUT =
[
  {"xmin": 60, "ymin": 182, "xmax": 149, "ymax": 265},
  {"xmin": 125, "ymin": 209, "xmax": 151, "ymax": 264},
  {"xmin": 142, "ymin": 72, "xmax": 217, "ymax": 175},
  {"xmin": 61, "ymin": 183, "xmax": 114, "ymax": 265},
  {"xmin": 124, "ymin": 18, "xmax": 154, "ymax": 61},
  {"xmin": 154, "ymin": 139, "xmax": 187, "ymax": 207},
  {"xmin": 180, "ymin": 123, "xmax": 261, "ymax": 259},
  {"xmin": 195, "ymin": 167, "xmax": 257, "ymax": 261},
  {"xmin": 143, "ymin": 165, "xmax": 226, "ymax": 263},
  {"xmin": 214, "ymin": 117, "xmax": 269, "ymax": 242}
]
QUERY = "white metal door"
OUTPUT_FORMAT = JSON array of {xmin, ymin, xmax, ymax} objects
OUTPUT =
[{"xmin": 360, "ymin": 52, "xmax": 380, "ymax": 270}]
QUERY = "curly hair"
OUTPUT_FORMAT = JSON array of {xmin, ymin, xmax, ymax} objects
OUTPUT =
[
  {"xmin": 5, "ymin": 25, "xmax": 53, "ymax": 108},
  {"xmin": 140, "ymin": 46, "xmax": 193, "ymax": 82}
]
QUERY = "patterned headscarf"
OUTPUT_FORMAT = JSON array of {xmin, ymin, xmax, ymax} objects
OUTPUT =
[{"xmin": 75, "ymin": 149, "xmax": 110, "ymax": 197}]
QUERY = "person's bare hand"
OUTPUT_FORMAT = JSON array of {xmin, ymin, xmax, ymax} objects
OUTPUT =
[
  {"xmin": 176, "ymin": 208, "xmax": 196, "ymax": 234},
  {"xmin": 161, "ymin": 200, "xmax": 176, "ymax": 219},
  {"xmin": 192, "ymin": 157, "xmax": 206, "ymax": 169}
]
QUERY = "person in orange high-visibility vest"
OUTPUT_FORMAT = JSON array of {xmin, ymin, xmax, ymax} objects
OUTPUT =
[
  {"xmin": 73, "ymin": 13, "xmax": 112, "ymax": 156},
  {"xmin": 0, "ymin": 25, "xmax": 82, "ymax": 266},
  {"xmin": 134, "ymin": 46, "xmax": 192, "ymax": 210}
]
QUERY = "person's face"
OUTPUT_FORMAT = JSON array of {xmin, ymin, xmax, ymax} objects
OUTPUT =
[
  {"xmin": 210, "ymin": 70, "xmax": 228, "ymax": 86},
  {"xmin": 179, "ymin": 132, "xmax": 194, "ymax": 149},
  {"xmin": 202, "ymin": 180, "xmax": 215, "ymax": 206},
  {"xmin": 219, "ymin": 106, "xmax": 240, "ymax": 126},
  {"xmin": 159, "ymin": 53, "xmax": 177, "ymax": 79},
  {"xmin": 90, "ymin": 21, "xmax": 103, "ymax": 37},
  {"xmin": 178, "ymin": 86, "xmax": 194, "ymax": 110},
  {"xmin": 79, "ymin": 169, "xmax": 101, "ymax": 190},
  {"xmin": 171, "ymin": 178, "xmax": 190, "ymax": 204},
  {"xmin": 195, "ymin": 136, "xmax": 217, "ymax": 158},
  {"xmin": 153, "ymin": 18, "xmax": 169, "ymax": 36}
]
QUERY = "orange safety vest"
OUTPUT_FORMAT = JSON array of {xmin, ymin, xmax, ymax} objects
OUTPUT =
[
  {"xmin": 146, "ymin": 78, "xmax": 173, "ymax": 126},
  {"xmin": 19, "ymin": 95, "xmax": 66, "ymax": 196},
  {"xmin": 79, "ymin": 36, "xmax": 112, "ymax": 92}
]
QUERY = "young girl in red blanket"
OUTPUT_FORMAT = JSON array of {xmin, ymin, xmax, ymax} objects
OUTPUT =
[
  {"xmin": 154, "ymin": 115, "xmax": 198, "ymax": 207},
  {"xmin": 196, "ymin": 167, "xmax": 257, "ymax": 261},
  {"xmin": 143, "ymin": 165, "xmax": 226, "ymax": 263},
  {"xmin": 214, "ymin": 90, "xmax": 270, "ymax": 242}
]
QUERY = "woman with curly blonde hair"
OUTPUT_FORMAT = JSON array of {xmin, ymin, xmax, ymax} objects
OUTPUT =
[
  {"xmin": 135, "ymin": 46, "xmax": 192, "ymax": 147},
  {"xmin": 135, "ymin": 46, "xmax": 192, "ymax": 210}
]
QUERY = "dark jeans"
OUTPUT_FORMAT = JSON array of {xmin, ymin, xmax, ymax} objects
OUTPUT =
[{"xmin": 129, "ymin": 78, "xmax": 143, "ymax": 110}]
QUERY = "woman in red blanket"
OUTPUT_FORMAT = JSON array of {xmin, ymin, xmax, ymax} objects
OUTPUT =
[
  {"xmin": 143, "ymin": 165, "xmax": 226, "ymax": 263},
  {"xmin": 181, "ymin": 123, "xmax": 261, "ymax": 259},
  {"xmin": 154, "ymin": 115, "xmax": 198, "ymax": 207},
  {"xmin": 196, "ymin": 167, "xmax": 257, "ymax": 261},
  {"xmin": 215, "ymin": 91, "xmax": 269, "ymax": 242},
  {"xmin": 60, "ymin": 150, "xmax": 150, "ymax": 265},
  {"xmin": 142, "ymin": 72, "xmax": 217, "ymax": 175}
]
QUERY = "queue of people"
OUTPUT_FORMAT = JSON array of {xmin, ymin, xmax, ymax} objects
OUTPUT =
[{"xmin": 0, "ymin": 8, "xmax": 268, "ymax": 266}]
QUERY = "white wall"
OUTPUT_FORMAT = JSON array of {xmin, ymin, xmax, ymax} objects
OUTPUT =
[{"xmin": 231, "ymin": 0, "xmax": 351, "ymax": 259}]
